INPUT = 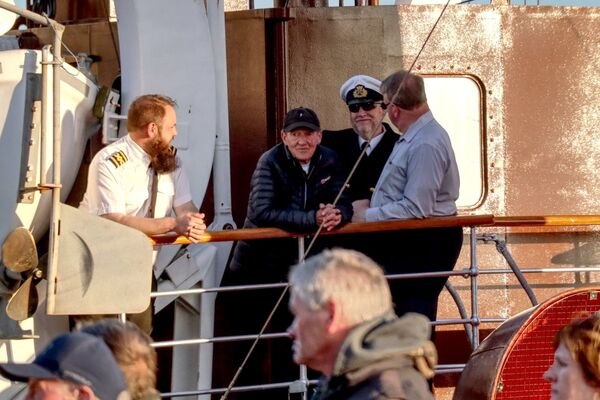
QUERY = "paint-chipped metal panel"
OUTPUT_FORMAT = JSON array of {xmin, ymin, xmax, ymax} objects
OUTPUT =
[
  {"xmin": 277, "ymin": 7, "xmax": 600, "ymax": 395},
  {"xmin": 221, "ymin": 5, "xmax": 600, "ymax": 399},
  {"xmin": 285, "ymin": 4, "xmax": 600, "ymax": 219},
  {"xmin": 286, "ymin": 5, "xmax": 507, "ymax": 216},
  {"xmin": 224, "ymin": 3, "xmax": 600, "ymax": 308},
  {"xmin": 502, "ymin": 6, "xmax": 600, "ymax": 215}
]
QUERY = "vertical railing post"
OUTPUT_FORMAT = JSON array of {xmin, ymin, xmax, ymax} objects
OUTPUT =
[
  {"xmin": 40, "ymin": 45, "xmax": 50, "ymax": 186},
  {"xmin": 469, "ymin": 226, "xmax": 480, "ymax": 349},
  {"xmin": 292, "ymin": 236, "xmax": 308, "ymax": 400},
  {"xmin": 297, "ymin": 236, "xmax": 305, "ymax": 262}
]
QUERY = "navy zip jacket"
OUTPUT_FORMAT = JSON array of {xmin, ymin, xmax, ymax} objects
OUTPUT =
[{"xmin": 229, "ymin": 143, "xmax": 353, "ymax": 280}]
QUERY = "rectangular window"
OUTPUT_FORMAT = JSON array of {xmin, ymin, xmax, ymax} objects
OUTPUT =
[{"xmin": 424, "ymin": 76, "xmax": 485, "ymax": 209}]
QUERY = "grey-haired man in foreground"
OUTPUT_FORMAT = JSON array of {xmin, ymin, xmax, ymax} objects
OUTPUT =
[{"xmin": 288, "ymin": 248, "xmax": 436, "ymax": 400}]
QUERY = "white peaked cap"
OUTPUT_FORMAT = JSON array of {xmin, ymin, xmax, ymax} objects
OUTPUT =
[{"xmin": 339, "ymin": 75, "xmax": 383, "ymax": 101}]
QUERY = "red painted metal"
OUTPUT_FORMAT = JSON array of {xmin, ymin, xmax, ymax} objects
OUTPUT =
[{"xmin": 455, "ymin": 288, "xmax": 600, "ymax": 400}]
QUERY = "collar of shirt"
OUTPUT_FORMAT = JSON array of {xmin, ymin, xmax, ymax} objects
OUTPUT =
[
  {"xmin": 358, "ymin": 132, "xmax": 385, "ymax": 155},
  {"xmin": 125, "ymin": 134, "xmax": 152, "ymax": 167},
  {"xmin": 399, "ymin": 111, "xmax": 434, "ymax": 143}
]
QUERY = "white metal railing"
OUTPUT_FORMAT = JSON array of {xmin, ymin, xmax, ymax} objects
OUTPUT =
[{"xmin": 148, "ymin": 214, "xmax": 600, "ymax": 398}]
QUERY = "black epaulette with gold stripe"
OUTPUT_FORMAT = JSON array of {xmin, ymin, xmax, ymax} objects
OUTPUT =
[{"xmin": 107, "ymin": 150, "xmax": 128, "ymax": 168}]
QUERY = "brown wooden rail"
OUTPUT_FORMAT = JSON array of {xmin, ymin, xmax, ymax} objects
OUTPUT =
[
  {"xmin": 150, "ymin": 214, "xmax": 494, "ymax": 246},
  {"xmin": 492, "ymin": 215, "xmax": 600, "ymax": 227}
]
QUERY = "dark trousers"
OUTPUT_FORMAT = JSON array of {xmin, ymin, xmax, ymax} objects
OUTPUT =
[
  {"xmin": 126, "ymin": 276, "xmax": 157, "ymax": 335},
  {"xmin": 212, "ymin": 256, "xmax": 298, "ymax": 400},
  {"xmin": 339, "ymin": 226, "xmax": 463, "ymax": 323}
]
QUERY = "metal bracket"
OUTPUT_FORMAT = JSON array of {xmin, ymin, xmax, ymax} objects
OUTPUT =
[
  {"xmin": 477, "ymin": 233, "xmax": 538, "ymax": 306},
  {"xmin": 18, "ymin": 73, "xmax": 42, "ymax": 204},
  {"xmin": 288, "ymin": 379, "xmax": 308, "ymax": 400},
  {"xmin": 101, "ymin": 90, "xmax": 124, "ymax": 144}
]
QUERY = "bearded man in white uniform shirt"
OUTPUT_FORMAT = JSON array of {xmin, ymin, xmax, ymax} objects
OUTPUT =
[
  {"xmin": 80, "ymin": 94, "xmax": 205, "ymax": 237},
  {"xmin": 79, "ymin": 94, "xmax": 205, "ymax": 332}
]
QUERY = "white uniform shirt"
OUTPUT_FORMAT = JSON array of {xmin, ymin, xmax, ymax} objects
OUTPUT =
[
  {"xmin": 80, "ymin": 134, "xmax": 192, "ymax": 218},
  {"xmin": 357, "ymin": 132, "xmax": 384, "ymax": 156}
]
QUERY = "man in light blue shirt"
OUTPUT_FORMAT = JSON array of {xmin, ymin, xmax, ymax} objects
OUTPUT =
[{"xmin": 352, "ymin": 70, "xmax": 462, "ymax": 326}]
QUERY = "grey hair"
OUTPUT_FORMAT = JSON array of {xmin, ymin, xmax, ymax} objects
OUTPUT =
[{"xmin": 289, "ymin": 248, "xmax": 393, "ymax": 326}]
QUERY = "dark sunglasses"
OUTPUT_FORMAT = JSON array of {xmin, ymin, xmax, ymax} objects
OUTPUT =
[{"xmin": 348, "ymin": 101, "xmax": 387, "ymax": 113}]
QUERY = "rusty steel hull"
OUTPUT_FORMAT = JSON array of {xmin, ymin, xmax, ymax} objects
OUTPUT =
[
  {"xmin": 224, "ymin": 5, "xmax": 600, "ymax": 398},
  {"xmin": 22, "ymin": 3, "xmax": 600, "ymax": 398}
]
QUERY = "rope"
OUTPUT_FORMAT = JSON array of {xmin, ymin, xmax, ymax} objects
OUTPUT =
[{"xmin": 221, "ymin": 1, "xmax": 453, "ymax": 397}]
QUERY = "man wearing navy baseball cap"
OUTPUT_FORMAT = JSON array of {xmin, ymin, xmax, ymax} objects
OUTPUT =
[
  {"xmin": 229, "ymin": 106, "xmax": 353, "ymax": 278},
  {"xmin": 217, "ymin": 107, "xmax": 353, "ymax": 393},
  {"xmin": 0, "ymin": 332, "xmax": 129, "ymax": 400}
]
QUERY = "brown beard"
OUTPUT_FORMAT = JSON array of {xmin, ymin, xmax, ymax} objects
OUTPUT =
[{"xmin": 148, "ymin": 136, "xmax": 178, "ymax": 174}]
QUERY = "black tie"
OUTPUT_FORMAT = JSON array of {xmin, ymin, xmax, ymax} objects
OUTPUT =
[{"xmin": 361, "ymin": 142, "xmax": 368, "ymax": 155}]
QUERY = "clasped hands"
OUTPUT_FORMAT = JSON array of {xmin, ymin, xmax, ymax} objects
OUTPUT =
[
  {"xmin": 175, "ymin": 212, "xmax": 206, "ymax": 243},
  {"xmin": 316, "ymin": 203, "xmax": 342, "ymax": 231}
]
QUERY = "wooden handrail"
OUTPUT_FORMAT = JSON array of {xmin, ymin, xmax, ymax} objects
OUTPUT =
[
  {"xmin": 149, "ymin": 214, "xmax": 600, "ymax": 246},
  {"xmin": 150, "ymin": 214, "xmax": 495, "ymax": 246},
  {"xmin": 493, "ymin": 215, "xmax": 600, "ymax": 227}
]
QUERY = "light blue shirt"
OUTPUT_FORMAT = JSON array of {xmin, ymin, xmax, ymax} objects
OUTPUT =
[{"xmin": 366, "ymin": 111, "xmax": 459, "ymax": 221}]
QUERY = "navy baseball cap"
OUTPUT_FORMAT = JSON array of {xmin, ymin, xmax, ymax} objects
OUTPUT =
[
  {"xmin": 283, "ymin": 107, "xmax": 321, "ymax": 132},
  {"xmin": 0, "ymin": 332, "xmax": 129, "ymax": 400}
]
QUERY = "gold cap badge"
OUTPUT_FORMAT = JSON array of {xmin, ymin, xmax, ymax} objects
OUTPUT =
[{"xmin": 353, "ymin": 85, "xmax": 368, "ymax": 99}]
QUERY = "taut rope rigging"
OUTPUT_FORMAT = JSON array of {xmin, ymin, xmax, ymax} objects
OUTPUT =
[{"xmin": 221, "ymin": 2, "xmax": 453, "ymax": 397}]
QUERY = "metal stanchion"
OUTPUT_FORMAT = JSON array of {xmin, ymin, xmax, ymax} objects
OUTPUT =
[
  {"xmin": 469, "ymin": 226, "xmax": 480, "ymax": 349},
  {"xmin": 290, "ymin": 236, "xmax": 309, "ymax": 400}
]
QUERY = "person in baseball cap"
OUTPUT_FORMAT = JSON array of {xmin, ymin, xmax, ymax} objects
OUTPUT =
[
  {"xmin": 282, "ymin": 107, "xmax": 321, "ymax": 132},
  {"xmin": 0, "ymin": 332, "xmax": 130, "ymax": 400},
  {"xmin": 224, "ymin": 103, "xmax": 353, "ymax": 396},
  {"xmin": 280, "ymin": 107, "xmax": 323, "ymax": 166}
]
